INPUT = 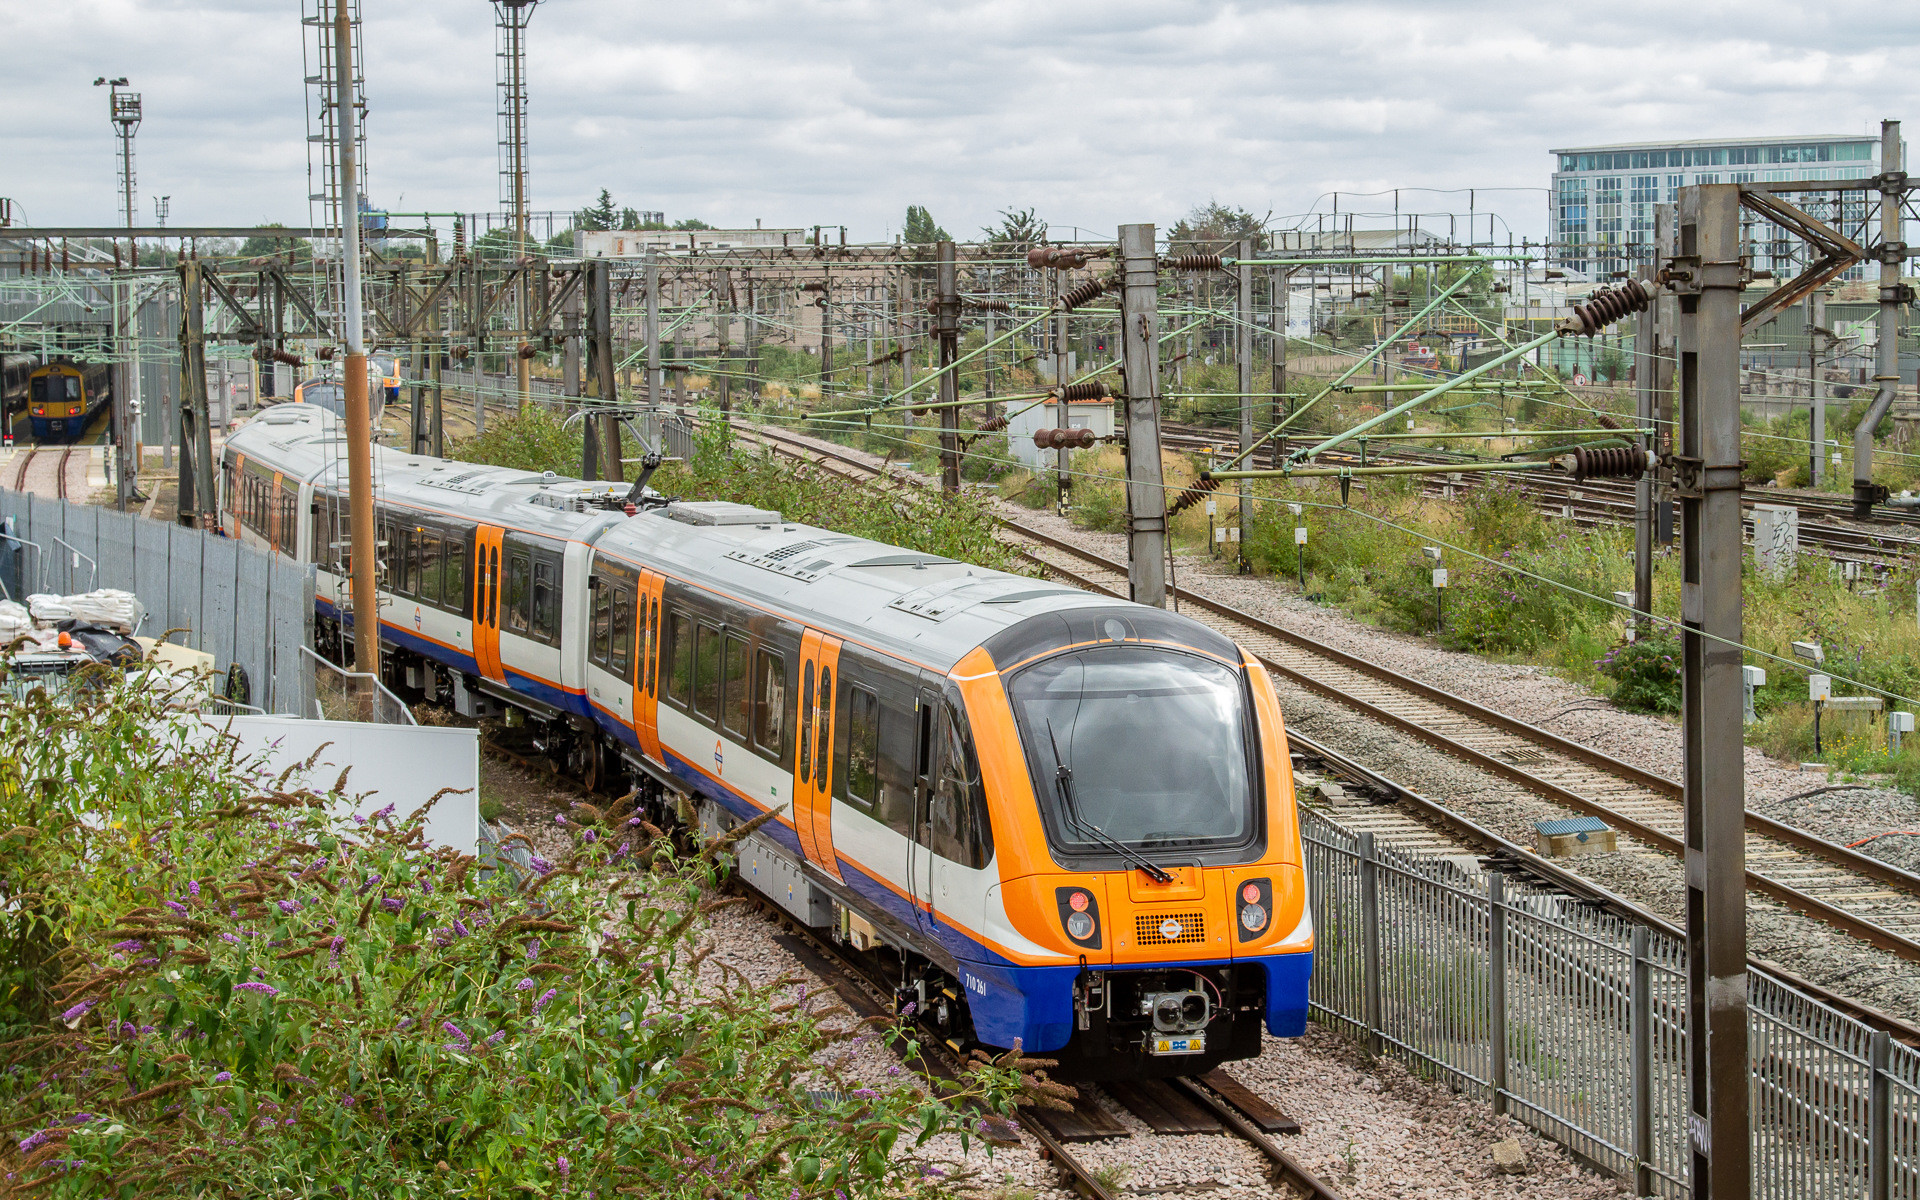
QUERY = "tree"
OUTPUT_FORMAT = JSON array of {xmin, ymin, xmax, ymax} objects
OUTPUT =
[
  {"xmin": 236, "ymin": 224, "xmax": 313, "ymax": 261},
  {"xmin": 672, "ymin": 217, "xmax": 714, "ymax": 231},
  {"xmin": 1168, "ymin": 200, "xmax": 1268, "ymax": 253},
  {"xmin": 979, "ymin": 206, "xmax": 1046, "ymax": 252},
  {"xmin": 903, "ymin": 205, "xmax": 949, "ymax": 244},
  {"xmin": 576, "ymin": 189, "xmax": 618, "ymax": 232}
]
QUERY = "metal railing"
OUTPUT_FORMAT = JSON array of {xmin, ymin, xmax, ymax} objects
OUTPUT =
[
  {"xmin": 1302, "ymin": 807, "xmax": 1920, "ymax": 1198},
  {"xmin": 300, "ymin": 645, "xmax": 416, "ymax": 725}
]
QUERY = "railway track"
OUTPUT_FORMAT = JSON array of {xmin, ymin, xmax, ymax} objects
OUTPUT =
[
  {"xmin": 5, "ymin": 446, "xmax": 75, "ymax": 500},
  {"xmin": 764, "ymin": 893, "xmax": 1344, "ymax": 1200},
  {"xmin": 729, "ymin": 420, "xmax": 1920, "ymax": 978}
]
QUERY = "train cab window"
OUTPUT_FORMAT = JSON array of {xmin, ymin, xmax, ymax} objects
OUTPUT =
[
  {"xmin": 589, "ymin": 579, "xmax": 613, "ymax": 668},
  {"xmin": 665, "ymin": 611, "xmax": 693, "ymax": 707},
  {"xmin": 505, "ymin": 551, "xmax": 531, "ymax": 634},
  {"xmin": 720, "ymin": 634, "xmax": 748, "ymax": 736},
  {"xmin": 532, "ymin": 560, "xmax": 558, "ymax": 643},
  {"xmin": 419, "ymin": 536, "xmax": 442, "ymax": 605},
  {"xmin": 752, "ymin": 648, "xmax": 788, "ymax": 764},
  {"xmin": 609, "ymin": 585, "xmax": 634, "ymax": 682},
  {"xmin": 876, "ymin": 700, "xmax": 917, "ymax": 838},
  {"xmin": 693, "ymin": 625, "xmax": 722, "ymax": 722},
  {"xmin": 930, "ymin": 701, "xmax": 992, "ymax": 869},
  {"xmin": 841, "ymin": 686, "xmax": 880, "ymax": 812}
]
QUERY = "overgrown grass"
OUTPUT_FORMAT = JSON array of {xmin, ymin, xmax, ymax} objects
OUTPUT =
[{"xmin": 0, "ymin": 662, "xmax": 1038, "ymax": 1196}]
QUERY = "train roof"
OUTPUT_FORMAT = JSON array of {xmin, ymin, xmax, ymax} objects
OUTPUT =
[{"xmin": 224, "ymin": 406, "xmax": 1241, "ymax": 674}]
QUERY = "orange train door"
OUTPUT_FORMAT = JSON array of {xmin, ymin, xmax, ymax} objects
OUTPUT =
[
  {"xmin": 472, "ymin": 526, "xmax": 505, "ymax": 683},
  {"xmin": 632, "ymin": 570, "xmax": 665, "ymax": 761},
  {"xmin": 792, "ymin": 631, "xmax": 844, "ymax": 882}
]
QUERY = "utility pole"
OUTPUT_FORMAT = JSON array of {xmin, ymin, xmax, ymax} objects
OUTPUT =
[
  {"xmin": 644, "ymin": 249, "xmax": 661, "ymax": 409},
  {"xmin": 1054, "ymin": 267, "xmax": 1072, "ymax": 506},
  {"xmin": 1854, "ymin": 119, "xmax": 1904, "ymax": 517},
  {"xmin": 1118, "ymin": 223, "xmax": 1168, "ymax": 608},
  {"xmin": 1673, "ymin": 182, "xmax": 1750, "ymax": 1200},
  {"xmin": 1809, "ymin": 290, "xmax": 1829, "ymax": 488},
  {"xmin": 572, "ymin": 264, "xmax": 593, "ymax": 480},
  {"xmin": 175, "ymin": 259, "xmax": 215, "ymax": 528},
  {"xmin": 1236, "ymin": 238, "xmax": 1254, "ymax": 568},
  {"xmin": 935, "ymin": 241, "xmax": 961, "ymax": 494},
  {"xmin": 97, "ymin": 75, "xmax": 140, "ymax": 509},
  {"xmin": 820, "ymin": 265, "xmax": 834, "ymax": 401},
  {"xmin": 716, "ymin": 268, "xmax": 734, "ymax": 420},
  {"xmin": 493, "ymin": 0, "xmax": 539, "ymax": 411},
  {"xmin": 586, "ymin": 258, "xmax": 621, "ymax": 480},
  {"xmin": 1632, "ymin": 255, "xmax": 1656, "ymax": 633},
  {"xmin": 1272, "ymin": 267, "xmax": 1291, "ymax": 464},
  {"xmin": 1654, "ymin": 204, "xmax": 1677, "ymax": 546},
  {"xmin": 336, "ymin": 0, "xmax": 378, "ymax": 679}
]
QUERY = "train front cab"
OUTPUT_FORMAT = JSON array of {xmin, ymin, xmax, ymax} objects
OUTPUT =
[
  {"xmin": 946, "ymin": 606, "xmax": 1311, "ymax": 1081},
  {"xmin": 27, "ymin": 363, "xmax": 101, "ymax": 443}
]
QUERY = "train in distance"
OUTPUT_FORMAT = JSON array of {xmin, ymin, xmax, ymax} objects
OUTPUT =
[
  {"xmin": 25, "ymin": 358, "xmax": 112, "ymax": 443},
  {"xmin": 220, "ymin": 405, "xmax": 1313, "ymax": 1081}
]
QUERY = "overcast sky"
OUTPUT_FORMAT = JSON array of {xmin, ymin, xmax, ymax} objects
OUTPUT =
[{"xmin": 3, "ymin": 1, "xmax": 1915, "ymax": 243}]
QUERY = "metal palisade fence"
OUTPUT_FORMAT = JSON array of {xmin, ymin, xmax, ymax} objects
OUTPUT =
[
  {"xmin": 0, "ymin": 490, "xmax": 314, "ymax": 716},
  {"xmin": 1302, "ymin": 807, "xmax": 1920, "ymax": 1199}
]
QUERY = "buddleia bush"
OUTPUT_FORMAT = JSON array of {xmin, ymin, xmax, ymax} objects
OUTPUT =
[{"xmin": 0, "ymin": 662, "xmax": 1038, "ymax": 1198}]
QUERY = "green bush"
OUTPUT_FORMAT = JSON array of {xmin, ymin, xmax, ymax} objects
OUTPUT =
[
  {"xmin": 447, "ymin": 407, "xmax": 583, "ymax": 475},
  {"xmin": 0, "ymin": 664, "xmax": 1033, "ymax": 1197},
  {"xmin": 1596, "ymin": 635, "xmax": 1682, "ymax": 713}
]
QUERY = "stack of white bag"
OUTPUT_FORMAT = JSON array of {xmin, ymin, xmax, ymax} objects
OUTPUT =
[
  {"xmin": 25, "ymin": 594, "xmax": 72, "ymax": 623},
  {"xmin": 61, "ymin": 589, "xmax": 144, "ymax": 632},
  {"xmin": 0, "ymin": 600, "xmax": 29, "ymax": 642}
]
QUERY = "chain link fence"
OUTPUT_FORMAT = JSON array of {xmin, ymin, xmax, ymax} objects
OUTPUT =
[{"xmin": 1303, "ymin": 807, "xmax": 1920, "ymax": 1198}]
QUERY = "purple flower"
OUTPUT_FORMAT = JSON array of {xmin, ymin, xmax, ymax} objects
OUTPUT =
[
  {"xmin": 533, "ymin": 988, "xmax": 559, "ymax": 1013},
  {"xmin": 111, "ymin": 939, "xmax": 144, "ymax": 953},
  {"xmin": 373, "ymin": 804, "xmax": 396, "ymax": 822},
  {"xmin": 554, "ymin": 814, "xmax": 567, "ymax": 826},
  {"xmin": 420, "ymin": 878, "xmax": 433, "ymax": 896},
  {"xmin": 583, "ymin": 829, "xmax": 597, "ymax": 843},
  {"xmin": 452, "ymin": 920, "xmax": 471, "ymax": 939},
  {"xmin": 528, "ymin": 856, "xmax": 553, "ymax": 875},
  {"xmin": 340, "ymin": 1094, "xmax": 355, "ymax": 1107},
  {"xmin": 442, "ymin": 1022, "xmax": 471, "ymax": 1050},
  {"xmin": 187, "ymin": 880, "xmax": 201, "ymax": 897},
  {"xmin": 516, "ymin": 978, "xmax": 535, "ymax": 991},
  {"xmin": 18, "ymin": 1131, "xmax": 48, "ymax": 1152},
  {"xmin": 611, "ymin": 841, "xmax": 630, "ymax": 862},
  {"xmin": 277, "ymin": 899, "xmax": 301, "ymax": 915},
  {"xmin": 233, "ymin": 982, "xmax": 279, "ymax": 998},
  {"xmin": 356, "ymin": 874, "xmax": 383, "ymax": 896},
  {"xmin": 526, "ymin": 943, "xmax": 541, "ymax": 961},
  {"xmin": 557, "ymin": 1156, "xmax": 570, "ymax": 1178},
  {"xmin": 220, "ymin": 932, "xmax": 243, "ymax": 945},
  {"xmin": 164, "ymin": 900, "xmax": 189, "ymax": 915},
  {"xmin": 381, "ymin": 898, "xmax": 403, "ymax": 913},
  {"xmin": 68, "ymin": 1114, "xmax": 94, "ymax": 1125},
  {"xmin": 628, "ymin": 816, "xmax": 643, "ymax": 827},
  {"xmin": 328, "ymin": 937, "xmax": 344, "ymax": 966},
  {"xmin": 60, "ymin": 1000, "xmax": 94, "ymax": 1023},
  {"xmin": 213, "ymin": 1071, "xmax": 232, "ymax": 1083},
  {"xmin": 485, "ymin": 1030, "xmax": 506, "ymax": 1047}
]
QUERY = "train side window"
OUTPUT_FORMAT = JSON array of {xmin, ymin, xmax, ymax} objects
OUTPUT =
[
  {"xmin": 610, "ymin": 585, "xmax": 634, "ymax": 682},
  {"xmin": 400, "ymin": 525, "xmax": 420, "ymax": 596},
  {"xmin": 876, "ymin": 699, "xmax": 916, "ymax": 838},
  {"xmin": 931, "ymin": 701, "xmax": 992, "ymax": 869},
  {"xmin": 693, "ymin": 625, "xmax": 722, "ymax": 722},
  {"xmin": 913, "ymin": 696, "xmax": 937, "ymax": 848},
  {"xmin": 419, "ymin": 535, "xmax": 442, "ymax": 605},
  {"xmin": 646, "ymin": 598, "xmax": 660, "ymax": 696},
  {"xmin": 841, "ymin": 686, "xmax": 879, "ymax": 812},
  {"xmin": 798, "ymin": 662, "xmax": 815, "ymax": 784},
  {"xmin": 813, "ymin": 665, "xmax": 832, "ymax": 787},
  {"xmin": 589, "ymin": 578, "xmax": 612, "ymax": 668},
  {"xmin": 443, "ymin": 536, "xmax": 466, "ymax": 613},
  {"xmin": 752, "ymin": 648, "xmax": 789, "ymax": 765},
  {"xmin": 719, "ymin": 634, "xmax": 748, "ymax": 736},
  {"xmin": 505, "ymin": 551, "xmax": 531, "ymax": 634},
  {"xmin": 531, "ymin": 559, "xmax": 558, "ymax": 643},
  {"xmin": 665, "ymin": 611, "xmax": 693, "ymax": 707}
]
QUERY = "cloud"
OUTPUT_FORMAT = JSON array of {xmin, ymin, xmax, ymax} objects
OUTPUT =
[{"xmin": 2, "ymin": 0, "xmax": 1914, "ymax": 241}]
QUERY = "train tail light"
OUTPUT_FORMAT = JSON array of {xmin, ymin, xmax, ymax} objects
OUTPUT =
[
  {"xmin": 1236, "ymin": 877, "xmax": 1273, "ymax": 941},
  {"xmin": 1055, "ymin": 886, "xmax": 1101, "ymax": 949}
]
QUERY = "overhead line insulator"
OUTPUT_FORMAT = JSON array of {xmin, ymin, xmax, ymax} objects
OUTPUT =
[
  {"xmin": 1560, "ymin": 279, "xmax": 1654, "ymax": 336},
  {"xmin": 1058, "ymin": 276, "xmax": 1119, "ymax": 312},
  {"xmin": 1162, "ymin": 253, "xmax": 1226, "ymax": 271}
]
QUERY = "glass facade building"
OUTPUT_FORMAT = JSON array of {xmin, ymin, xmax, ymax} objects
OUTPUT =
[{"xmin": 1548, "ymin": 136, "xmax": 1883, "ymax": 279}]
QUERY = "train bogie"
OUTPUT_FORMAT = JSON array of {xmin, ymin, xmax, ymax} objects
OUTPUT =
[{"xmin": 219, "ymin": 405, "xmax": 1313, "ymax": 1084}]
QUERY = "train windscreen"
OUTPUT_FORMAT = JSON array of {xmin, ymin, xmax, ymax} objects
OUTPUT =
[{"xmin": 1009, "ymin": 646, "xmax": 1257, "ymax": 858}]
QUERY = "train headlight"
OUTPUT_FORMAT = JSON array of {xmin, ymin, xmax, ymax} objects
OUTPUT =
[
  {"xmin": 1054, "ymin": 887, "xmax": 1101, "ymax": 948},
  {"xmin": 1236, "ymin": 877, "xmax": 1273, "ymax": 943}
]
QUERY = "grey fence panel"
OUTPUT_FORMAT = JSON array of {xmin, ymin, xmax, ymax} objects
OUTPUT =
[
  {"xmin": 95, "ymin": 509, "xmax": 137, "ymax": 596},
  {"xmin": 0, "ymin": 490, "xmax": 29, "ymax": 600},
  {"xmin": 234, "ymin": 538, "xmax": 273, "ymax": 702},
  {"xmin": 166, "ymin": 524, "xmax": 205, "ymax": 651},
  {"xmin": 265, "ymin": 562, "xmax": 313, "ymax": 715},
  {"xmin": 198, "ymin": 535, "xmax": 240, "ymax": 679},
  {"xmin": 132, "ymin": 514, "xmax": 171, "ymax": 634},
  {"xmin": 1300, "ymin": 806, "xmax": 1920, "ymax": 1200},
  {"xmin": 27, "ymin": 494, "xmax": 64, "ymax": 594},
  {"xmin": 51, "ymin": 502, "xmax": 99, "ymax": 595}
]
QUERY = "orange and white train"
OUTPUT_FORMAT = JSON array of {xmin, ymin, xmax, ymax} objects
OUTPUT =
[{"xmin": 221, "ymin": 405, "xmax": 1311, "ymax": 1080}]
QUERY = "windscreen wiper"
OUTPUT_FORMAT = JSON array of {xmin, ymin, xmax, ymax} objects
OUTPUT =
[{"xmin": 1047, "ymin": 721, "xmax": 1173, "ymax": 884}]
